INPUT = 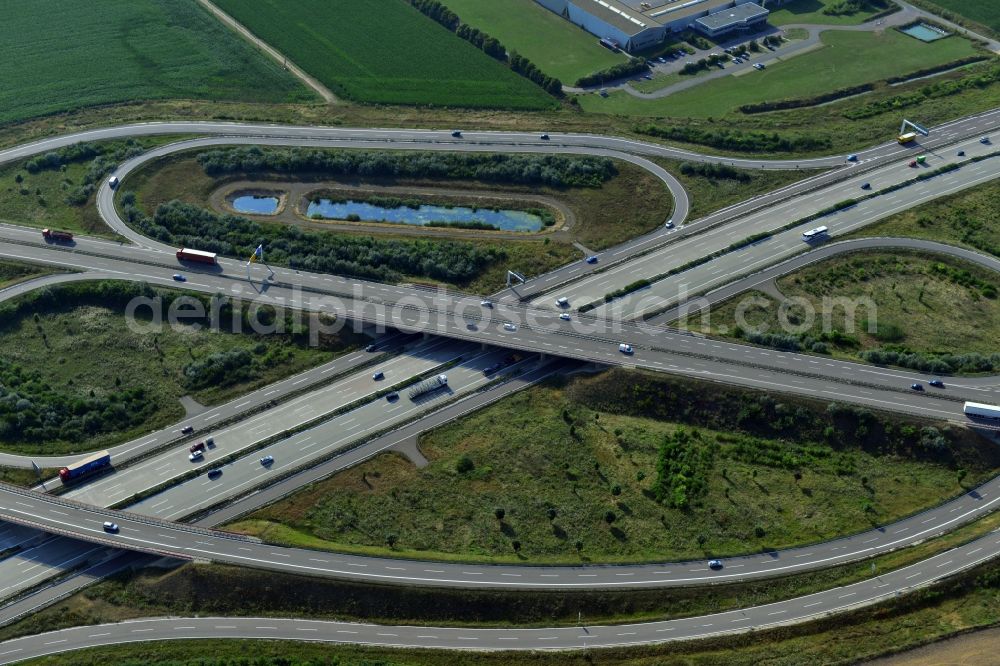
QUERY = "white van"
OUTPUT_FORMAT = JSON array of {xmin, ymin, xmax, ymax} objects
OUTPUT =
[
  {"xmin": 556, "ymin": 296, "xmax": 569, "ymax": 307},
  {"xmin": 802, "ymin": 226, "xmax": 828, "ymax": 242},
  {"xmin": 108, "ymin": 175, "xmax": 119, "ymax": 189}
]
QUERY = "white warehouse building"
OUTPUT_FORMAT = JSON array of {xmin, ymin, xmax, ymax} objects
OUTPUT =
[{"xmin": 535, "ymin": 0, "xmax": 770, "ymax": 52}]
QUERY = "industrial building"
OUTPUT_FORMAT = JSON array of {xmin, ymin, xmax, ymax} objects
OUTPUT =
[{"xmin": 535, "ymin": 0, "xmax": 770, "ymax": 52}]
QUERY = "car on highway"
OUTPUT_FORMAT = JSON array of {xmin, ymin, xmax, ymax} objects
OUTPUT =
[
  {"xmin": 619, "ymin": 343, "xmax": 633, "ymax": 354},
  {"xmin": 560, "ymin": 313, "xmax": 571, "ymax": 321},
  {"xmin": 172, "ymin": 273, "xmax": 186, "ymax": 282},
  {"xmin": 753, "ymin": 63, "xmax": 765, "ymax": 70},
  {"xmin": 189, "ymin": 450, "xmax": 203, "ymax": 462},
  {"xmin": 386, "ymin": 392, "xmax": 399, "ymax": 402},
  {"xmin": 708, "ymin": 559, "xmax": 723, "ymax": 570},
  {"xmin": 957, "ymin": 150, "xmax": 965, "ymax": 156},
  {"xmin": 911, "ymin": 383, "xmax": 924, "ymax": 391},
  {"xmin": 503, "ymin": 323, "xmax": 517, "ymax": 331},
  {"xmin": 981, "ymin": 137, "xmax": 990, "ymax": 144},
  {"xmin": 190, "ymin": 441, "xmax": 206, "ymax": 454},
  {"xmin": 929, "ymin": 379, "xmax": 945, "ymax": 388},
  {"xmin": 205, "ymin": 437, "xmax": 214, "ymax": 447},
  {"xmin": 480, "ymin": 300, "xmax": 493, "ymax": 308},
  {"xmin": 207, "ymin": 468, "xmax": 223, "ymax": 479},
  {"xmin": 664, "ymin": 220, "xmax": 674, "ymax": 228},
  {"xmin": 103, "ymin": 522, "xmax": 119, "ymax": 533},
  {"xmin": 556, "ymin": 296, "xmax": 569, "ymax": 307},
  {"xmin": 861, "ymin": 182, "xmax": 871, "ymax": 189},
  {"xmin": 909, "ymin": 160, "xmax": 918, "ymax": 167},
  {"xmin": 586, "ymin": 255, "xmax": 598, "ymax": 264},
  {"xmin": 372, "ymin": 371, "xmax": 385, "ymax": 381},
  {"xmin": 181, "ymin": 425, "xmax": 194, "ymax": 435},
  {"xmin": 540, "ymin": 133, "xmax": 549, "ymax": 140},
  {"xmin": 846, "ymin": 154, "xmax": 858, "ymax": 162},
  {"xmin": 365, "ymin": 344, "xmax": 377, "ymax": 352},
  {"xmin": 484, "ymin": 363, "xmax": 501, "ymax": 376},
  {"xmin": 260, "ymin": 455, "xmax": 274, "ymax": 466},
  {"xmin": 108, "ymin": 175, "xmax": 119, "ymax": 189},
  {"xmin": 451, "ymin": 130, "xmax": 462, "ymax": 138}
]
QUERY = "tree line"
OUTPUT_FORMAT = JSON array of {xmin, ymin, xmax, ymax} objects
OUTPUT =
[
  {"xmin": 574, "ymin": 58, "xmax": 649, "ymax": 88},
  {"xmin": 636, "ymin": 124, "xmax": 831, "ymax": 153},
  {"xmin": 196, "ymin": 146, "xmax": 616, "ymax": 189},
  {"xmin": 408, "ymin": 0, "xmax": 563, "ymax": 96}
]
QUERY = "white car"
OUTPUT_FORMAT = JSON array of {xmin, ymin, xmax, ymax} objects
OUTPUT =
[
  {"xmin": 559, "ymin": 313, "xmax": 571, "ymax": 321},
  {"xmin": 189, "ymin": 450, "xmax": 203, "ymax": 462},
  {"xmin": 619, "ymin": 343, "xmax": 633, "ymax": 354},
  {"xmin": 480, "ymin": 300, "xmax": 493, "ymax": 308},
  {"xmin": 503, "ymin": 323, "xmax": 517, "ymax": 331},
  {"xmin": 108, "ymin": 175, "xmax": 119, "ymax": 189},
  {"xmin": 103, "ymin": 522, "xmax": 119, "ymax": 533}
]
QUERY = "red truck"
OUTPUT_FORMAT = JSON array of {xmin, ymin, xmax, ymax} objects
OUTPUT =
[
  {"xmin": 42, "ymin": 229, "xmax": 73, "ymax": 242},
  {"xmin": 59, "ymin": 450, "xmax": 111, "ymax": 482},
  {"xmin": 176, "ymin": 248, "xmax": 218, "ymax": 265}
]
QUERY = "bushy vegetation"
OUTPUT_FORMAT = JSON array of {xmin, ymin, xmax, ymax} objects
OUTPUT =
[
  {"xmin": 0, "ymin": 0, "xmax": 310, "ymax": 125},
  {"xmin": 131, "ymin": 200, "xmax": 501, "ymax": 286},
  {"xmin": 24, "ymin": 140, "xmax": 148, "ymax": 207},
  {"xmin": 575, "ymin": 59, "xmax": 649, "ymax": 88},
  {"xmin": 822, "ymin": 0, "xmax": 889, "ymax": 16},
  {"xmin": 653, "ymin": 429, "xmax": 713, "ymax": 509},
  {"xmin": 637, "ymin": 124, "xmax": 831, "ymax": 153},
  {"xmin": 197, "ymin": 146, "xmax": 616, "ymax": 189},
  {"xmin": 860, "ymin": 349, "xmax": 1000, "ymax": 374},
  {"xmin": 211, "ymin": 0, "xmax": 553, "ymax": 110},
  {"xmin": 678, "ymin": 161, "xmax": 751, "ymax": 183},
  {"xmin": 844, "ymin": 63, "xmax": 1000, "ymax": 119},
  {"xmin": 739, "ymin": 84, "xmax": 875, "ymax": 114}
]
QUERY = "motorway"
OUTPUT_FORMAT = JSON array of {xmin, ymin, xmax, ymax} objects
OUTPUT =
[{"xmin": 0, "ymin": 113, "xmax": 996, "ymax": 653}]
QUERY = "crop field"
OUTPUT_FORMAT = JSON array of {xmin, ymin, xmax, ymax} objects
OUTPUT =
[
  {"xmin": 580, "ymin": 29, "xmax": 979, "ymax": 117},
  {"xmin": 921, "ymin": 0, "xmax": 1000, "ymax": 34},
  {"xmin": 442, "ymin": 0, "xmax": 625, "ymax": 83},
  {"xmin": 211, "ymin": 0, "xmax": 555, "ymax": 110},
  {"xmin": 0, "ymin": 0, "xmax": 311, "ymax": 126}
]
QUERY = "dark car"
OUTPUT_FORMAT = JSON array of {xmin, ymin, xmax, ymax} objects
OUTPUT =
[
  {"xmin": 207, "ymin": 468, "xmax": 223, "ymax": 479},
  {"xmin": 172, "ymin": 273, "xmax": 186, "ymax": 282},
  {"xmin": 957, "ymin": 150, "xmax": 965, "ymax": 156},
  {"xmin": 365, "ymin": 344, "xmax": 377, "ymax": 352},
  {"xmin": 861, "ymin": 182, "xmax": 871, "ymax": 190},
  {"xmin": 372, "ymin": 371, "xmax": 385, "ymax": 381},
  {"xmin": 386, "ymin": 392, "xmax": 399, "ymax": 402},
  {"xmin": 451, "ymin": 130, "xmax": 462, "ymax": 138},
  {"xmin": 540, "ymin": 134, "xmax": 550, "ymax": 140},
  {"xmin": 586, "ymin": 255, "xmax": 598, "ymax": 264},
  {"xmin": 205, "ymin": 437, "xmax": 214, "ymax": 447},
  {"xmin": 181, "ymin": 425, "xmax": 194, "ymax": 435},
  {"xmin": 484, "ymin": 363, "xmax": 501, "ymax": 376},
  {"xmin": 189, "ymin": 441, "xmax": 206, "ymax": 454},
  {"xmin": 929, "ymin": 379, "xmax": 945, "ymax": 388},
  {"xmin": 260, "ymin": 455, "xmax": 274, "ymax": 466},
  {"xmin": 980, "ymin": 137, "xmax": 990, "ymax": 144},
  {"xmin": 911, "ymin": 383, "xmax": 924, "ymax": 391},
  {"xmin": 708, "ymin": 559, "xmax": 723, "ymax": 570}
]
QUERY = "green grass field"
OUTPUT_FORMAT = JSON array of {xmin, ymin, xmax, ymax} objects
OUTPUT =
[
  {"xmin": 211, "ymin": 0, "xmax": 555, "ymax": 110},
  {"xmin": 230, "ymin": 374, "xmax": 987, "ymax": 564},
  {"xmin": 768, "ymin": 0, "xmax": 891, "ymax": 26},
  {"xmin": 580, "ymin": 29, "xmax": 979, "ymax": 117},
  {"xmin": 0, "ymin": 261, "xmax": 61, "ymax": 290},
  {"xmin": 442, "ymin": 0, "xmax": 625, "ymax": 83},
  {"xmin": 677, "ymin": 252, "xmax": 1000, "ymax": 359},
  {"xmin": 0, "ymin": 284, "xmax": 355, "ymax": 455},
  {"xmin": 918, "ymin": 0, "xmax": 1000, "ymax": 34},
  {"xmin": 0, "ymin": 0, "xmax": 312, "ymax": 126}
]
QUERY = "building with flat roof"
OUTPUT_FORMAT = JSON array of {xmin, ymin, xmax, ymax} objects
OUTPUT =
[
  {"xmin": 693, "ymin": 2, "xmax": 769, "ymax": 37},
  {"xmin": 535, "ymin": 0, "xmax": 769, "ymax": 52}
]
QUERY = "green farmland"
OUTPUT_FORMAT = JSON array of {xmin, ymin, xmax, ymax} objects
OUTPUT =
[
  {"xmin": 211, "ymin": 0, "xmax": 556, "ymax": 110},
  {"xmin": 0, "ymin": 0, "xmax": 312, "ymax": 125},
  {"xmin": 442, "ymin": 0, "xmax": 625, "ymax": 83},
  {"xmin": 920, "ymin": 0, "xmax": 1000, "ymax": 34},
  {"xmin": 580, "ymin": 29, "xmax": 979, "ymax": 117}
]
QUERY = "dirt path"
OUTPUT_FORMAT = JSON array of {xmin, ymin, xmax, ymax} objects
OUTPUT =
[{"xmin": 195, "ymin": 0, "xmax": 338, "ymax": 103}]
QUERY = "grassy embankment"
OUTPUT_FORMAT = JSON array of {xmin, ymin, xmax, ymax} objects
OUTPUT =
[
  {"xmin": 227, "ymin": 369, "xmax": 996, "ymax": 564},
  {"xmin": 0, "ymin": 0, "xmax": 311, "ymax": 126},
  {"xmin": 211, "ymin": 0, "xmax": 554, "ymax": 111},
  {"xmin": 441, "ymin": 0, "xmax": 624, "ymax": 84},
  {"xmin": 580, "ymin": 30, "xmax": 982, "ymax": 117},
  {"xmin": 0, "ymin": 282, "xmax": 363, "ymax": 456},
  {"xmin": 675, "ymin": 252, "xmax": 1000, "ymax": 358}
]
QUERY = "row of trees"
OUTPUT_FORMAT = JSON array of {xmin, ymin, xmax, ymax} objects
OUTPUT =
[
  {"xmin": 197, "ymin": 146, "xmax": 616, "ymax": 188},
  {"xmin": 844, "ymin": 63, "xmax": 1000, "ymax": 120},
  {"xmin": 574, "ymin": 58, "xmax": 648, "ymax": 88},
  {"xmin": 677, "ymin": 161, "xmax": 751, "ymax": 183},
  {"xmin": 407, "ymin": 0, "xmax": 563, "ymax": 96}
]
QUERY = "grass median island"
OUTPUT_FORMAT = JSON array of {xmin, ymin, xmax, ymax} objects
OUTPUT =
[
  {"xmin": 0, "ymin": 0, "xmax": 312, "ymax": 126},
  {"xmin": 0, "ymin": 260, "xmax": 63, "ymax": 290},
  {"xmin": 848, "ymin": 179, "xmax": 1000, "ymax": 256},
  {"xmin": 676, "ymin": 251, "xmax": 1000, "ymax": 367},
  {"xmin": 0, "ymin": 281, "xmax": 362, "ymax": 456},
  {"xmin": 227, "ymin": 370, "xmax": 996, "ymax": 564},
  {"xmin": 210, "ymin": 0, "xmax": 554, "ymax": 110}
]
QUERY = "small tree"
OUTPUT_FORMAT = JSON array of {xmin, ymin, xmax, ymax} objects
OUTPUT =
[
  {"xmin": 547, "ymin": 507, "xmax": 557, "ymax": 520},
  {"xmin": 385, "ymin": 533, "xmax": 398, "ymax": 548},
  {"xmin": 604, "ymin": 511, "xmax": 616, "ymax": 524},
  {"xmin": 512, "ymin": 540, "xmax": 521, "ymax": 552},
  {"xmin": 494, "ymin": 507, "xmax": 505, "ymax": 521},
  {"xmin": 575, "ymin": 540, "xmax": 584, "ymax": 552}
]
